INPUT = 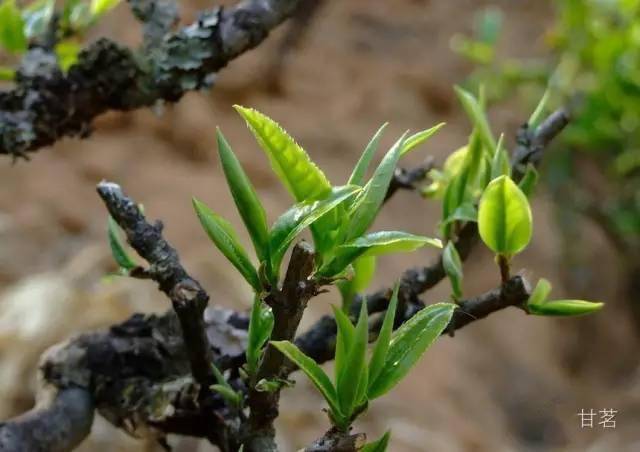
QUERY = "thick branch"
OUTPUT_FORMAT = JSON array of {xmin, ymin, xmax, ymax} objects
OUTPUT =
[
  {"xmin": 96, "ymin": 181, "xmax": 215, "ymax": 390},
  {"xmin": 0, "ymin": 388, "xmax": 93, "ymax": 452},
  {"xmin": 245, "ymin": 241, "xmax": 317, "ymax": 452},
  {"xmin": 0, "ymin": 0, "xmax": 301, "ymax": 158}
]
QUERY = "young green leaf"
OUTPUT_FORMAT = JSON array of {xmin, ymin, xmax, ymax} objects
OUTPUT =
[
  {"xmin": 399, "ymin": 123, "xmax": 446, "ymax": 157},
  {"xmin": 348, "ymin": 123, "xmax": 389, "ymax": 186},
  {"xmin": 454, "ymin": 85, "xmax": 496, "ymax": 152},
  {"xmin": 107, "ymin": 216, "xmax": 137, "ymax": 271},
  {"xmin": 337, "ymin": 256, "xmax": 377, "ymax": 312},
  {"xmin": 271, "ymin": 341, "xmax": 342, "ymax": 420},
  {"xmin": 346, "ymin": 132, "xmax": 408, "ymax": 241},
  {"xmin": 368, "ymin": 284, "xmax": 399, "ymax": 385},
  {"xmin": 210, "ymin": 363, "xmax": 241, "ymax": 407},
  {"xmin": 527, "ymin": 278, "xmax": 552, "ymax": 307},
  {"xmin": 90, "ymin": 0, "xmax": 121, "ymax": 17},
  {"xmin": 441, "ymin": 166, "xmax": 471, "ymax": 237},
  {"xmin": 442, "ymin": 242, "xmax": 463, "ymax": 299},
  {"xmin": 192, "ymin": 198, "xmax": 261, "ymax": 291},
  {"xmin": 55, "ymin": 40, "xmax": 81, "ymax": 72},
  {"xmin": 216, "ymin": 128, "xmax": 270, "ymax": 262},
  {"xmin": 518, "ymin": 164, "xmax": 539, "ymax": 198},
  {"xmin": 332, "ymin": 305, "xmax": 356, "ymax": 382},
  {"xmin": 0, "ymin": 0, "xmax": 27, "ymax": 54},
  {"xmin": 441, "ymin": 202, "xmax": 478, "ymax": 228},
  {"xmin": 528, "ymin": 299, "xmax": 604, "ymax": 317},
  {"xmin": 490, "ymin": 133, "xmax": 510, "ymax": 179},
  {"xmin": 269, "ymin": 185, "xmax": 359, "ymax": 275},
  {"xmin": 337, "ymin": 301, "xmax": 369, "ymax": 416},
  {"xmin": 246, "ymin": 297, "xmax": 274, "ymax": 377},
  {"xmin": 0, "ymin": 66, "xmax": 14, "ymax": 81},
  {"xmin": 367, "ymin": 303, "xmax": 455, "ymax": 399},
  {"xmin": 477, "ymin": 175, "xmax": 533, "ymax": 257},
  {"xmin": 528, "ymin": 87, "xmax": 551, "ymax": 128},
  {"xmin": 320, "ymin": 231, "xmax": 441, "ymax": 277},
  {"xmin": 234, "ymin": 105, "xmax": 331, "ymax": 202},
  {"xmin": 362, "ymin": 431, "xmax": 391, "ymax": 452}
]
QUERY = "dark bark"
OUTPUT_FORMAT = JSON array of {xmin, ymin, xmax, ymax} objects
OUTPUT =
[{"xmin": 0, "ymin": 0, "xmax": 302, "ymax": 159}]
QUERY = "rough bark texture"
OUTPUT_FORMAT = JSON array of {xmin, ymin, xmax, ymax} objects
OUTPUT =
[{"xmin": 0, "ymin": 0, "xmax": 301, "ymax": 159}]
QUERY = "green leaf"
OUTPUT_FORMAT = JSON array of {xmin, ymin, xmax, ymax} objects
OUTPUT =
[
  {"xmin": 527, "ymin": 278, "xmax": 552, "ymax": 307},
  {"xmin": 234, "ymin": 105, "xmax": 331, "ymax": 202},
  {"xmin": 528, "ymin": 87, "xmax": 551, "ymax": 128},
  {"xmin": 518, "ymin": 164, "xmax": 539, "ymax": 198},
  {"xmin": 22, "ymin": 0, "xmax": 54, "ymax": 39},
  {"xmin": 528, "ymin": 299, "xmax": 604, "ymax": 317},
  {"xmin": 271, "ymin": 341, "xmax": 342, "ymax": 420},
  {"xmin": 400, "ymin": 123, "xmax": 446, "ymax": 157},
  {"xmin": 216, "ymin": 129, "xmax": 270, "ymax": 263},
  {"xmin": 107, "ymin": 216, "xmax": 137, "ymax": 271},
  {"xmin": 351, "ymin": 256, "xmax": 377, "ymax": 293},
  {"xmin": 367, "ymin": 303, "xmax": 455, "ymax": 399},
  {"xmin": 55, "ymin": 40, "xmax": 81, "ymax": 72},
  {"xmin": 348, "ymin": 123, "xmax": 388, "ymax": 186},
  {"xmin": 368, "ymin": 284, "xmax": 399, "ymax": 385},
  {"xmin": 246, "ymin": 297, "xmax": 274, "ymax": 377},
  {"xmin": 210, "ymin": 384, "xmax": 241, "ymax": 408},
  {"xmin": 90, "ymin": 0, "xmax": 121, "ymax": 17},
  {"xmin": 477, "ymin": 175, "xmax": 532, "ymax": 257},
  {"xmin": 346, "ymin": 132, "xmax": 408, "ymax": 241},
  {"xmin": 441, "ymin": 166, "xmax": 471, "ymax": 237},
  {"xmin": 0, "ymin": 66, "xmax": 14, "ymax": 81},
  {"xmin": 362, "ymin": 431, "xmax": 391, "ymax": 452},
  {"xmin": 192, "ymin": 198, "xmax": 261, "ymax": 291},
  {"xmin": 442, "ymin": 242, "xmax": 463, "ymax": 299},
  {"xmin": 454, "ymin": 86, "xmax": 496, "ymax": 152},
  {"xmin": 332, "ymin": 305, "xmax": 355, "ymax": 382},
  {"xmin": 441, "ymin": 202, "xmax": 478, "ymax": 227},
  {"xmin": 0, "ymin": 0, "xmax": 27, "ymax": 54},
  {"xmin": 269, "ymin": 185, "xmax": 359, "ymax": 275},
  {"xmin": 320, "ymin": 231, "xmax": 441, "ymax": 277},
  {"xmin": 490, "ymin": 133, "xmax": 510, "ymax": 179},
  {"xmin": 337, "ymin": 301, "xmax": 368, "ymax": 416}
]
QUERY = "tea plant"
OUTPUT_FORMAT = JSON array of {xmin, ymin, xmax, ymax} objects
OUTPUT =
[{"xmin": 105, "ymin": 97, "xmax": 601, "ymax": 451}]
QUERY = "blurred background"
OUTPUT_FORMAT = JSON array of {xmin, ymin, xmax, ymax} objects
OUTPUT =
[{"xmin": 0, "ymin": 0, "xmax": 638, "ymax": 450}]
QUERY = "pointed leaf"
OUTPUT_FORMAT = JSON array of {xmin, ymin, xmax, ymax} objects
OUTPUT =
[
  {"xmin": 454, "ymin": 86, "xmax": 496, "ymax": 152},
  {"xmin": 367, "ymin": 303, "xmax": 455, "ymax": 399},
  {"xmin": 22, "ymin": 0, "xmax": 54, "ymax": 39},
  {"xmin": 346, "ymin": 133, "xmax": 408, "ymax": 241},
  {"xmin": 107, "ymin": 216, "xmax": 137, "ymax": 271},
  {"xmin": 490, "ymin": 134, "xmax": 510, "ymax": 179},
  {"xmin": 400, "ymin": 123, "xmax": 446, "ymax": 157},
  {"xmin": 193, "ymin": 198, "xmax": 261, "ymax": 291},
  {"xmin": 478, "ymin": 175, "xmax": 532, "ymax": 256},
  {"xmin": 337, "ymin": 301, "xmax": 368, "ymax": 416},
  {"xmin": 348, "ymin": 123, "xmax": 388, "ymax": 186},
  {"xmin": 368, "ymin": 284, "xmax": 399, "ymax": 385},
  {"xmin": 320, "ymin": 231, "xmax": 441, "ymax": 277},
  {"xmin": 271, "ymin": 341, "xmax": 342, "ymax": 418},
  {"xmin": 441, "ymin": 202, "xmax": 478, "ymax": 228},
  {"xmin": 0, "ymin": 0, "xmax": 27, "ymax": 53},
  {"xmin": 234, "ymin": 105, "xmax": 331, "ymax": 202},
  {"xmin": 529, "ymin": 299, "xmax": 604, "ymax": 317},
  {"xmin": 362, "ymin": 431, "xmax": 391, "ymax": 452},
  {"xmin": 518, "ymin": 164, "xmax": 539, "ymax": 197},
  {"xmin": 528, "ymin": 87, "xmax": 551, "ymax": 128},
  {"xmin": 217, "ymin": 129, "xmax": 270, "ymax": 262},
  {"xmin": 442, "ymin": 242, "xmax": 463, "ymax": 298},
  {"xmin": 526, "ymin": 278, "xmax": 552, "ymax": 307},
  {"xmin": 332, "ymin": 305, "xmax": 356, "ymax": 382},
  {"xmin": 90, "ymin": 0, "xmax": 121, "ymax": 17},
  {"xmin": 246, "ymin": 297, "xmax": 274, "ymax": 377},
  {"xmin": 269, "ymin": 185, "xmax": 359, "ymax": 274},
  {"xmin": 351, "ymin": 256, "xmax": 377, "ymax": 293}
]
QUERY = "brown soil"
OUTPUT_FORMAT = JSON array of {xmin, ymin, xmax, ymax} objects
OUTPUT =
[{"xmin": 0, "ymin": 1, "xmax": 638, "ymax": 451}]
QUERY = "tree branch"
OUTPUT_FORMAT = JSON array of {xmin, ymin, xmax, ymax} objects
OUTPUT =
[
  {"xmin": 0, "ymin": 0, "xmax": 302, "ymax": 159},
  {"xmin": 245, "ymin": 241, "xmax": 318, "ymax": 452},
  {"xmin": 96, "ymin": 182, "xmax": 216, "ymax": 391}
]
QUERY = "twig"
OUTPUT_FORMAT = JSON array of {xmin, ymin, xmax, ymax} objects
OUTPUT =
[
  {"xmin": 305, "ymin": 427, "xmax": 366, "ymax": 452},
  {"xmin": 96, "ymin": 182, "xmax": 216, "ymax": 390},
  {"xmin": 384, "ymin": 156, "xmax": 435, "ymax": 202},
  {"xmin": 0, "ymin": 0, "xmax": 302, "ymax": 158}
]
